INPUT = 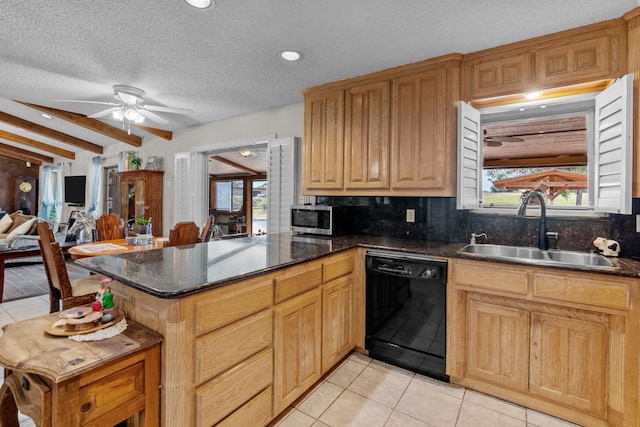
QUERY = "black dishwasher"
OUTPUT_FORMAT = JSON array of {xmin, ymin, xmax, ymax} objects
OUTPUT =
[{"xmin": 365, "ymin": 250, "xmax": 448, "ymax": 382}]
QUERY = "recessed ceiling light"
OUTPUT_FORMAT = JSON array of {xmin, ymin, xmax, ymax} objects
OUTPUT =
[
  {"xmin": 40, "ymin": 113, "xmax": 53, "ymax": 119},
  {"xmin": 524, "ymin": 90, "xmax": 543, "ymax": 99},
  {"xmin": 184, "ymin": 0, "xmax": 213, "ymax": 9},
  {"xmin": 280, "ymin": 50, "xmax": 302, "ymax": 62}
]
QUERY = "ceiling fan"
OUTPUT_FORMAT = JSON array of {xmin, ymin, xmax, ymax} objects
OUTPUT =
[
  {"xmin": 52, "ymin": 85, "xmax": 194, "ymax": 126},
  {"xmin": 483, "ymin": 129, "xmax": 524, "ymax": 147}
]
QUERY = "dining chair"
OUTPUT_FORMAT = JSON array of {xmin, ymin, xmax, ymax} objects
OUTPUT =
[
  {"xmin": 95, "ymin": 214, "xmax": 126, "ymax": 241},
  {"xmin": 200, "ymin": 215, "xmax": 214, "ymax": 243},
  {"xmin": 167, "ymin": 221, "xmax": 201, "ymax": 247},
  {"xmin": 37, "ymin": 221, "xmax": 105, "ymax": 313}
]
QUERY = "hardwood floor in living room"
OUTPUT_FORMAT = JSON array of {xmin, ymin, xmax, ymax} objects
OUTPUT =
[{"xmin": 3, "ymin": 259, "xmax": 92, "ymax": 302}]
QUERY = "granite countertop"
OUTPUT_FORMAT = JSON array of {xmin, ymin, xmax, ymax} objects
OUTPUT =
[{"xmin": 76, "ymin": 232, "xmax": 640, "ymax": 299}]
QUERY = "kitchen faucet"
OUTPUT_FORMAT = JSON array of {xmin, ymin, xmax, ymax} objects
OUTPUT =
[{"xmin": 517, "ymin": 190, "xmax": 548, "ymax": 250}]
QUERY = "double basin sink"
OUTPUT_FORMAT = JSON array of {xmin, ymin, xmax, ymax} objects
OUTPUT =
[{"xmin": 458, "ymin": 244, "xmax": 615, "ymax": 271}]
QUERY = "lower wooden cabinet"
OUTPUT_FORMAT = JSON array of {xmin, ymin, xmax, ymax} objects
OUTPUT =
[
  {"xmin": 322, "ymin": 276, "xmax": 355, "ymax": 373},
  {"xmin": 466, "ymin": 297, "xmax": 529, "ymax": 391},
  {"xmin": 273, "ymin": 289, "xmax": 323, "ymax": 414},
  {"xmin": 450, "ymin": 258, "xmax": 639, "ymax": 427},
  {"xmin": 530, "ymin": 312, "xmax": 606, "ymax": 416}
]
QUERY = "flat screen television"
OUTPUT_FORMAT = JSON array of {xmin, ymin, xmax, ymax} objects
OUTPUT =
[{"xmin": 64, "ymin": 175, "xmax": 86, "ymax": 206}]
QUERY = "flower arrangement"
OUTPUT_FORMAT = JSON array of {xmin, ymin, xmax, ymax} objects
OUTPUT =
[{"xmin": 135, "ymin": 200, "xmax": 152, "ymax": 226}]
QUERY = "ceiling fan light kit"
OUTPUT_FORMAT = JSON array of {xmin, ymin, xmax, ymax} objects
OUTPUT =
[{"xmin": 184, "ymin": 0, "xmax": 213, "ymax": 9}]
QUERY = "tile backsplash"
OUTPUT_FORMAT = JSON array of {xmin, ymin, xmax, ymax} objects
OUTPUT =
[{"xmin": 317, "ymin": 196, "xmax": 640, "ymax": 259}]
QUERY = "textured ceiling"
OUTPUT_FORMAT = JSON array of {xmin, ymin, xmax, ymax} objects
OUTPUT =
[{"xmin": 0, "ymin": 0, "xmax": 638, "ymax": 156}]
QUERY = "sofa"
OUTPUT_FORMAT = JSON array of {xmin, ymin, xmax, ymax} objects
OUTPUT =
[{"xmin": 0, "ymin": 211, "xmax": 68, "ymax": 250}]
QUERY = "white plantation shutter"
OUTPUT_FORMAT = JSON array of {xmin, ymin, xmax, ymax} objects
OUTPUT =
[
  {"xmin": 457, "ymin": 101, "xmax": 482, "ymax": 209},
  {"xmin": 175, "ymin": 151, "xmax": 208, "ymax": 225},
  {"xmin": 267, "ymin": 137, "xmax": 298, "ymax": 233},
  {"xmin": 594, "ymin": 74, "xmax": 633, "ymax": 214}
]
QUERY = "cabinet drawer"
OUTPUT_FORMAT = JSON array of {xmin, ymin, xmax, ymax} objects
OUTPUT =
[
  {"xmin": 533, "ymin": 273, "xmax": 630, "ymax": 310},
  {"xmin": 216, "ymin": 386, "xmax": 273, "ymax": 427},
  {"xmin": 275, "ymin": 263, "xmax": 323, "ymax": 303},
  {"xmin": 196, "ymin": 348, "xmax": 273, "ymax": 427},
  {"xmin": 80, "ymin": 360, "xmax": 146, "ymax": 425},
  {"xmin": 194, "ymin": 277, "xmax": 273, "ymax": 334},
  {"xmin": 195, "ymin": 310, "xmax": 272, "ymax": 385},
  {"xmin": 453, "ymin": 260, "xmax": 528, "ymax": 294},
  {"xmin": 323, "ymin": 252, "xmax": 355, "ymax": 283}
]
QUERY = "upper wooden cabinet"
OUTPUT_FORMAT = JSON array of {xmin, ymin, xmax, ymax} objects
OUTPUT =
[
  {"xmin": 303, "ymin": 55, "xmax": 461, "ymax": 196},
  {"xmin": 117, "ymin": 170, "xmax": 163, "ymax": 236},
  {"xmin": 461, "ymin": 19, "xmax": 627, "ymax": 101},
  {"xmin": 303, "ymin": 88, "xmax": 344, "ymax": 191}
]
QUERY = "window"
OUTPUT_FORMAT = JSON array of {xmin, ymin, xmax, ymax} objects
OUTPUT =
[
  {"xmin": 457, "ymin": 74, "xmax": 633, "ymax": 215},
  {"xmin": 212, "ymin": 180, "xmax": 244, "ymax": 212}
]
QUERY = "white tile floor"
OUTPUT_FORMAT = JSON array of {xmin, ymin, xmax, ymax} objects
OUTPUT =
[
  {"xmin": 0, "ymin": 296, "xmax": 584, "ymax": 427},
  {"xmin": 273, "ymin": 353, "xmax": 584, "ymax": 427}
]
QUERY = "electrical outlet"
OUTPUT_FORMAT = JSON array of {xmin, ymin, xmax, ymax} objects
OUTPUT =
[{"xmin": 406, "ymin": 209, "xmax": 415, "ymax": 223}]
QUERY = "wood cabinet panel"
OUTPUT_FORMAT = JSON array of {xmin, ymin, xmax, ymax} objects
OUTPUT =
[
  {"xmin": 216, "ymin": 386, "xmax": 273, "ymax": 427},
  {"xmin": 390, "ymin": 67, "xmax": 448, "ymax": 191},
  {"xmin": 195, "ymin": 310, "xmax": 272, "ymax": 385},
  {"xmin": 453, "ymin": 259, "xmax": 528, "ymax": 294},
  {"xmin": 530, "ymin": 313, "xmax": 606, "ymax": 415},
  {"xmin": 194, "ymin": 277, "xmax": 273, "ymax": 334},
  {"xmin": 322, "ymin": 276, "xmax": 355, "ymax": 373},
  {"xmin": 344, "ymin": 80, "xmax": 390, "ymax": 190},
  {"xmin": 273, "ymin": 289, "xmax": 322, "ymax": 414},
  {"xmin": 303, "ymin": 88, "xmax": 345, "ymax": 191},
  {"xmin": 275, "ymin": 263, "xmax": 323, "ymax": 304},
  {"xmin": 466, "ymin": 297, "xmax": 529, "ymax": 391},
  {"xmin": 196, "ymin": 348, "xmax": 273, "ymax": 427},
  {"xmin": 532, "ymin": 272, "xmax": 629, "ymax": 310},
  {"xmin": 463, "ymin": 52, "xmax": 534, "ymax": 100},
  {"xmin": 323, "ymin": 251, "xmax": 355, "ymax": 283}
]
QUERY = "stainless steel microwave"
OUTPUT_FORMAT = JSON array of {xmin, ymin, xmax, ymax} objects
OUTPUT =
[{"xmin": 290, "ymin": 205, "xmax": 348, "ymax": 236}]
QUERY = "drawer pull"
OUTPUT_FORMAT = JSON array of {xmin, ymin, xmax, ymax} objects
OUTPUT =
[{"xmin": 81, "ymin": 402, "xmax": 92, "ymax": 412}]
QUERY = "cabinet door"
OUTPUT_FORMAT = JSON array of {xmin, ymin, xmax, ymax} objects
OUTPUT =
[
  {"xmin": 530, "ymin": 313, "xmax": 606, "ymax": 415},
  {"xmin": 273, "ymin": 289, "xmax": 322, "ymax": 414},
  {"xmin": 303, "ymin": 89, "xmax": 344, "ymax": 191},
  {"xmin": 344, "ymin": 80, "xmax": 390, "ymax": 190},
  {"xmin": 462, "ymin": 52, "xmax": 533, "ymax": 100},
  {"xmin": 390, "ymin": 67, "xmax": 448, "ymax": 191},
  {"xmin": 322, "ymin": 276, "xmax": 354, "ymax": 373},
  {"xmin": 467, "ymin": 299, "xmax": 529, "ymax": 391}
]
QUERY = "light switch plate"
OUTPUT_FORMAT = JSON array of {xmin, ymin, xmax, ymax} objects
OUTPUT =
[
  {"xmin": 406, "ymin": 209, "xmax": 415, "ymax": 223},
  {"xmin": 636, "ymin": 214, "xmax": 640, "ymax": 233}
]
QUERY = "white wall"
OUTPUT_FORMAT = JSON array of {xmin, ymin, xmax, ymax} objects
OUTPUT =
[{"xmin": 57, "ymin": 102, "xmax": 304, "ymax": 235}]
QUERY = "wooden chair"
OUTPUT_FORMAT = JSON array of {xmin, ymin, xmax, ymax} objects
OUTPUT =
[
  {"xmin": 167, "ymin": 221, "xmax": 201, "ymax": 247},
  {"xmin": 37, "ymin": 221, "xmax": 105, "ymax": 313},
  {"xmin": 95, "ymin": 214, "xmax": 126, "ymax": 241},
  {"xmin": 200, "ymin": 216, "xmax": 214, "ymax": 243}
]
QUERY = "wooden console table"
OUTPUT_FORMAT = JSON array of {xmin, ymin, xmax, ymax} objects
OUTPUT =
[{"xmin": 0, "ymin": 313, "xmax": 162, "ymax": 426}]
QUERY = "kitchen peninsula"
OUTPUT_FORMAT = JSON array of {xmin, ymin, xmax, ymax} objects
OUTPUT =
[{"xmin": 77, "ymin": 233, "xmax": 640, "ymax": 427}]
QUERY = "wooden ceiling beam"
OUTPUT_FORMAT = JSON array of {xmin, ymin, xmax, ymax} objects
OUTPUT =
[
  {"xmin": 137, "ymin": 125, "xmax": 173, "ymax": 141},
  {"xmin": 484, "ymin": 154, "xmax": 588, "ymax": 168},
  {"xmin": 0, "ymin": 111, "xmax": 103, "ymax": 154},
  {"xmin": 17, "ymin": 102, "xmax": 142, "ymax": 147},
  {"xmin": 0, "ymin": 129, "xmax": 75, "ymax": 159},
  {"xmin": 211, "ymin": 155, "xmax": 260, "ymax": 175},
  {"xmin": 0, "ymin": 142, "xmax": 52, "ymax": 164}
]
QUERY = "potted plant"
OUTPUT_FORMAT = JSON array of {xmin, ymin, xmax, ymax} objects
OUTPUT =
[{"xmin": 130, "ymin": 156, "xmax": 142, "ymax": 171}]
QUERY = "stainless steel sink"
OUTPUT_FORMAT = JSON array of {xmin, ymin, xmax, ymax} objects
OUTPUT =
[{"xmin": 458, "ymin": 244, "xmax": 615, "ymax": 270}]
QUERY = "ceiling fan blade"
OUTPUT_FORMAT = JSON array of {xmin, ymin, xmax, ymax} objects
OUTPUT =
[
  {"xmin": 138, "ymin": 109, "xmax": 170, "ymax": 125},
  {"xmin": 50, "ymin": 99, "xmax": 120, "ymax": 106},
  {"xmin": 484, "ymin": 136, "xmax": 524, "ymax": 143},
  {"xmin": 141, "ymin": 104, "xmax": 194, "ymax": 115},
  {"xmin": 88, "ymin": 107, "xmax": 121, "ymax": 119}
]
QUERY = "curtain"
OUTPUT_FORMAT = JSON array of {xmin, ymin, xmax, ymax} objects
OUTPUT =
[
  {"xmin": 41, "ymin": 166, "xmax": 54, "ymax": 219},
  {"xmin": 51, "ymin": 163, "xmax": 64, "ymax": 222},
  {"xmin": 87, "ymin": 156, "xmax": 102, "ymax": 217},
  {"xmin": 118, "ymin": 151, "xmax": 126, "ymax": 172}
]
